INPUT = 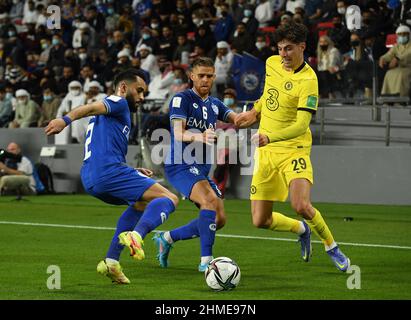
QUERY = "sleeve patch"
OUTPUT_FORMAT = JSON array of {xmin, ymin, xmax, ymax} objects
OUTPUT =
[
  {"xmin": 107, "ymin": 95, "xmax": 122, "ymax": 102},
  {"xmin": 306, "ymin": 96, "xmax": 318, "ymax": 109},
  {"xmin": 172, "ymin": 96, "xmax": 182, "ymax": 108}
]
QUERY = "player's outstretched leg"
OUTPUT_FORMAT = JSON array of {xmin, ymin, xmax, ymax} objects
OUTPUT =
[{"xmin": 98, "ymin": 205, "xmax": 144, "ymax": 283}]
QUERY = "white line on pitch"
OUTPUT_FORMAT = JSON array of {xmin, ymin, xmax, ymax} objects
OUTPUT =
[{"xmin": 1, "ymin": 220, "xmax": 411, "ymax": 250}]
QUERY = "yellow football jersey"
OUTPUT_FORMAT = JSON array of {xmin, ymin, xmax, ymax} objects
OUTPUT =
[{"xmin": 254, "ymin": 55, "xmax": 319, "ymax": 151}]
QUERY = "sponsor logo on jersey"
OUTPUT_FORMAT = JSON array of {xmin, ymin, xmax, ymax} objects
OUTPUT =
[
  {"xmin": 187, "ymin": 117, "xmax": 215, "ymax": 130},
  {"xmin": 193, "ymin": 103, "xmax": 199, "ymax": 109},
  {"xmin": 172, "ymin": 96, "xmax": 182, "ymax": 108},
  {"xmin": 122, "ymin": 125, "xmax": 130, "ymax": 139}
]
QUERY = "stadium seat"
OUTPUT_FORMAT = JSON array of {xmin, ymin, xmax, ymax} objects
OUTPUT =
[
  {"xmin": 385, "ymin": 34, "xmax": 397, "ymax": 48},
  {"xmin": 258, "ymin": 26, "xmax": 276, "ymax": 45},
  {"xmin": 187, "ymin": 32, "xmax": 195, "ymax": 41}
]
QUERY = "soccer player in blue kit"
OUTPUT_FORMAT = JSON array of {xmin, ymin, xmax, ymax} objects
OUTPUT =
[
  {"xmin": 153, "ymin": 57, "xmax": 239, "ymax": 271},
  {"xmin": 45, "ymin": 69, "xmax": 179, "ymax": 284}
]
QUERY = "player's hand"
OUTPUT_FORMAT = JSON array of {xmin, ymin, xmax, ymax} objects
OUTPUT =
[
  {"xmin": 251, "ymin": 133, "xmax": 269, "ymax": 147},
  {"xmin": 202, "ymin": 128, "xmax": 217, "ymax": 145},
  {"xmin": 136, "ymin": 168, "xmax": 153, "ymax": 177},
  {"xmin": 235, "ymin": 111, "xmax": 257, "ymax": 128},
  {"xmin": 45, "ymin": 118, "xmax": 66, "ymax": 136},
  {"xmin": 389, "ymin": 57, "xmax": 398, "ymax": 69}
]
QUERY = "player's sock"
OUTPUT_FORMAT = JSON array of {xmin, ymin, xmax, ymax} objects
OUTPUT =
[
  {"xmin": 106, "ymin": 206, "xmax": 143, "ymax": 261},
  {"xmin": 270, "ymin": 212, "xmax": 305, "ymax": 235},
  {"xmin": 169, "ymin": 218, "xmax": 200, "ymax": 242},
  {"xmin": 305, "ymin": 208, "xmax": 337, "ymax": 250},
  {"xmin": 198, "ymin": 209, "xmax": 216, "ymax": 257},
  {"xmin": 133, "ymin": 197, "xmax": 175, "ymax": 239}
]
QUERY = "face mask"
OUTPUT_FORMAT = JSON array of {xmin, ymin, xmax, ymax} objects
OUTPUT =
[
  {"xmin": 244, "ymin": 9, "xmax": 252, "ymax": 17},
  {"xmin": 52, "ymin": 38, "xmax": 60, "ymax": 46},
  {"xmin": 41, "ymin": 43, "xmax": 48, "ymax": 50},
  {"xmin": 255, "ymin": 41, "xmax": 265, "ymax": 50},
  {"xmin": 320, "ymin": 44, "xmax": 328, "ymax": 51},
  {"xmin": 17, "ymin": 98, "xmax": 27, "ymax": 104},
  {"xmin": 107, "ymin": 8, "xmax": 114, "ymax": 15},
  {"xmin": 193, "ymin": 18, "xmax": 201, "ymax": 26},
  {"xmin": 151, "ymin": 23, "xmax": 159, "ymax": 29},
  {"xmin": 337, "ymin": 7, "xmax": 346, "ymax": 15},
  {"xmin": 8, "ymin": 31, "xmax": 15, "ymax": 37},
  {"xmin": 351, "ymin": 40, "xmax": 360, "ymax": 47},
  {"xmin": 224, "ymin": 97, "xmax": 234, "ymax": 106},
  {"xmin": 43, "ymin": 95, "xmax": 52, "ymax": 101},
  {"xmin": 173, "ymin": 78, "xmax": 183, "ymax": 85},
  {"xmin": 397, "ymin": 35, "xmax": 409, "ymax": 45},
  {"xmin": 71, "ymin": 89, "xmax": 80, "ymax": 96},
  {"xmin": 79, "ymin": 53, "xmax": 87, "ymax": 60},
  {"xmin": 5, "ymin": 93, "xmax": 12, "ymax": 100},
  {"xmin": 117, "ymin": 59, "xmax": 123, "ymax": 64}
]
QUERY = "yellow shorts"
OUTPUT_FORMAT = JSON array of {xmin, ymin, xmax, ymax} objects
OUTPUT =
[{"xmin": 250, "ymin": 148, "xmax": 313, "ymax": 202}]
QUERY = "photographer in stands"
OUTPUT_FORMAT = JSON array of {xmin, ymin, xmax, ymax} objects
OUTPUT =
[{"xmin": 0, "ymin": 142, "xmax": 36, "ymax": 195}]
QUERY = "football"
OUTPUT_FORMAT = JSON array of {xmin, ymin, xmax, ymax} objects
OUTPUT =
[{"xmin": 204, "ymin": 257, "xmax": 241, "ymax": 291}]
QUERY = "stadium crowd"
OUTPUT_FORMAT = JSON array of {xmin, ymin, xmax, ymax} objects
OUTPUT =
[{"xmin": 0, "ymin": 0, "xmax": 410, "ymax": 141}]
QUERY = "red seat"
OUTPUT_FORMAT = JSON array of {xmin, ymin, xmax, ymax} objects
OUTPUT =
[
  {"xmin": 258, "ymin": 26, "xmax": 276, "ymax": 45},
  {"xmin": 317, "ymin": 21, "xmax": 334, "ymax": 38},
  {"xmin": 186, "ymin": 32, "xmax": 195, "ymax": 41},
  {"xmin": 385, "ymin": 34, "xmax": 397, "ymax": 48}
]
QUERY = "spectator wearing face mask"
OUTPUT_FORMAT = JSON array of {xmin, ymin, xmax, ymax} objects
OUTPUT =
[
  {"xmin": 9, "ymin": 89, "xmax": 39, "ymax": 128},
  {"xmin": 317, "ymin": 35, "xmax": 343, "ymax": 99},
  {"xmin": 214, "ymin": 3, "xmax": 235, "ymax": 43},
  {"xmin": 55, "ymin": 81, "xmax": 85, "ymax": 144},
  {"xmin": 230, "ymin": 22, "xmax": 254, "ymax": 54},
  {"xmin": 379, "ymin": 25, "xmax": 411, "ymax": 98},
  {"xmin": 37, "ymin": 86, "xmax": 61, "ymax": 127},
  {"xmin": 252, "ymin": 34, "xmax": 276, "ymax": 62},
  {"xmin": 0, "ymin": 85, "xmax": 13, "ymax": 128},
  {"xmin": 212, "ymin": 88, "xmax": 241, "ymax": 197},
  {"xmin": 38, "ymin": 38, "xmax": 51, "ymax": 67},
  {"xmin": 135, "ymin": 27, "xmax": 160, "ymax": 56},
  {"xmin": 328, "ymin": 14, "xmax": 351, "ymax": 55},
  {"xmin": 47, "ymin": 34, "xmax": 65, "ymax": 76},
  {"xmin": 241, "ymin": 4, "xmax": 259, "ymax": 37},
  {"xmin": 105, "ymin": 4, "xmax": 120, "ymax": 33}
]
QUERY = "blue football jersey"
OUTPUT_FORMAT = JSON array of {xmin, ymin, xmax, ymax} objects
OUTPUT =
[
  {"xmin": 81, "ymin": 95, "xmax": 131, "ymax": 188},
  {"xmin": 165, "ymin": 89, "xmax": 233, "ymax": 167}
]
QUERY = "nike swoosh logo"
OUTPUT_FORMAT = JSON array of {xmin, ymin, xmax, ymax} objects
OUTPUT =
[{"xmin": 335, "ymin": 261, "xmax": 346, "ymax": 269}]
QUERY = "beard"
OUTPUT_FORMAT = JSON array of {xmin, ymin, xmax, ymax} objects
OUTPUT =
[{"xmin": 126, "ymin": 92, "xmax": 138, "ymax": 112}]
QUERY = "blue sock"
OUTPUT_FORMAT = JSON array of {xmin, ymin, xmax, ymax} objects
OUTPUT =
[
  {"xmin": 106, "ymin": 206, "xmax": 143, "ymax": 260},
  {"xmin": 134, "ymin": 197, "xmax": 175, "ymax": 239},
  {"xmin": 170, "ymin": 218, "xmax": 200, "ymax": 241},
  {"xmin": 198, "ymin": 209, "xmax": 216, "ymax": 257}
]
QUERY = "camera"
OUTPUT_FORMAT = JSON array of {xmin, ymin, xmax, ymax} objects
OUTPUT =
[{"xmin": 0, "ymin": 149, "xmax": 22, "ymax": 167}]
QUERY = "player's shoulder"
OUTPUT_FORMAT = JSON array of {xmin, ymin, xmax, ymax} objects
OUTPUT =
[
  {"xmin": 300, "ymin": 62, "xmax": 318, "ymax": 81},
  {"xmin": 104, "ymin": 95, "xmax": 127, "ymax": 104}
]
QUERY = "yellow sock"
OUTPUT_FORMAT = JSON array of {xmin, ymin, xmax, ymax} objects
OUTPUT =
[
  {"xmin": 305, "ymin": 208, "xmax": 335, "ymax": 248},
  {"xmin": 270, "ymin": 212, "xmax": 302, "ymax": 234}
]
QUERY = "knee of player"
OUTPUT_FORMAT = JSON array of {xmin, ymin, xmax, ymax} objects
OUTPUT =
[
  {"xmin": 199, "ymin": 193, "xmax": 219, "ymax": 210},
  {"xmin": 167, "ymin": 192, "xmax": 179, "ymax": 207},
  {"xmin": 291, "ymin": 200, "xmax": 312, "ymax": 216},
  {"xmin": 251, "ymin": 216, "xmax": 269, "ymax": 229}
]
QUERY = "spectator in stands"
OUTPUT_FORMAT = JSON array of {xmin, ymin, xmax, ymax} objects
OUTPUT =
[
  {"xmin": 38, "ymin": 38, "xmax": 51, "ymax": 67},
  {"xmin": 214, "ymin": 41, "xmax": 234, "ymax": 97},
  {"xmin": 146, "ymin": 56, "xmax": 175, "ymax": 100},
  {"xmin": 252, "ymin": 34, "xmax": 277, "ymax": 62},
  {"xmin": 0, "ymin": 142, "xmax": 36, "ymax": 196},
  {"xmin": 72, "ymin": 22, "xmax": 98, "ymax": 50},
  {"xmin": 135, "ymin": 26, "xmax": 159, "ymax": 55},
  {"xmin": 47, "ymin": 34, "xmax": 65, "ymax": 77},
  {"xmin": 379, "ymin": 25, "xmax": 411, "ymax": 98},
  {"xmin": 214, "ymin": 3, "xmax": 235, "ymax": 43},
  {"xmin": 212, "ymin": 88, "xmax": 241, "ymax": 197},
  {"xmin": 118, "ymin": 5, "xmax": 134, "ymax": 40},
  {"xmin": 194, "ymin": 24, "xmax": 216, "ymax": 57},
  {"xmin": 114, "ymin": 49, "xmax": 132, "ymax": 73},
  {"xmin": 316, "ymin": 35, "xmax": 343, "ymax": 99},
  {"xmin": 9, "ymin": 1, "xmax": 24, "ymax": 21},
  {"xmin": 173, "ymin": 33, "xmax": 193, "ymax": 65},
  {"xmin": 130, "ymin": 56, "xmax": 150, "ymax": 84},
  {"xmin": 336, "ymin": 0, "xmax": 348, "ymax": 19},
  {"xmin": 56, "ymin": 81, "xmax": 85, "ymax": 144},
  {"xmin": 0, "ymin": 85, "xmax": 13, "ymax": 128},
  {"xmin": 343, "ymin": 32, "xmax": 374, "ymax": 98},
  {"xmin": 230, "ymin": 22, "xmax": 254, "ymax": 54},
  {"xmin": 240, "ymin": 4, "xmax": 259, "ymax": 37},
  {"xmin": 138, "ymin": 44, "xmax": 160, "ymax": 81},
  {"xmin": 232, "ymin": 0, "xmax": 247, "ymax": 25},
  {"xmin": 79, "ymin": 65, "xmax": 102, "ymax": 88},
  {"xmin": 286, "ymin": 0, "xmax": 306, "ymax": 14},
  {"xmin": 85, "ymin": 5, "xmax": 106, "ymax": 35},
  {"xmin": 22, "ymin": 0, "xmax": 38, "ymax": 25},
  {"xmin": 38, "ymin": 86, "xmax": 61, "ymax": 127},
  {"xmin": 9, "ymin": 89, "xmax": 39, "ymax": 128},
  {"xmin": 328, "ymin": 14, "xmax": 351, "ymax": 54},
  {"xmin": 158, "ymin": 26, "xmax": 176, "ymax": 61},
  {"xmin": 105, "ymin": 3, "xmax": 120, "ymax": 33},
  {"xmin": 4, "ymin": 25, "xmax": 26, "ymax": 69},
  {"xmin": 57, "ymin": 66, "xmax": 77, "ymax": 96},
  {"xmin": 107, "ymin": 30, "xmax": 125, "ymax": 60},
  {"xmin": 255, "ymin": 0, "xmax": 273, "ymax": 28}
]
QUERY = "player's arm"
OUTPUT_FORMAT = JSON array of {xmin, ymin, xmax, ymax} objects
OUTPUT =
[
  {"xmin": 252, "ymin": 111, "xmax": 312, "ymax": 147},
  {"xmin": 172, "ymin": 119, "xmax": 216, "ymax": 145},
  {"xmin": 45, "ymin": 101, "xmax": 107, "ymax": 136},
  {"xmin": 234, "ymin": 99, "xmax": 262, "ymax": 128}
]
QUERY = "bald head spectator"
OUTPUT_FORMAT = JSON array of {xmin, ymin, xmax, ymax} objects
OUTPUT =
[{"xmin": 0, "ymin": 142, "xmax": 36, "ymax": 196}]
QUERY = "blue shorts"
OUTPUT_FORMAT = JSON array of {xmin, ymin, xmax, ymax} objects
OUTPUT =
[
  {"xmin": 81, "ymin": 165, "xmax": 156, "ymax": 206},
  {"xmin": 165, "ymin": 164, "xmax": 222, "ymax": 200}
]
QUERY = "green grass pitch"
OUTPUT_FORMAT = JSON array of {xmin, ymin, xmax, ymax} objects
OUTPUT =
[{"xmin": 0, "ymin": 195, "xmax": 410, "ymax": 300}]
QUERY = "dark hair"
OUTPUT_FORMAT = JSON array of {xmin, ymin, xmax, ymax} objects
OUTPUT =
[
  {"xmin": 192, "ymin": 57, "xmax": 214, "ymax": 69},
  {"xmin": 274, "ymin": 21, "xmax": 308, "ymax": 44},
  {"xmin": 113, "ymin": 69, "xmax": 147, "ymax": 89}
]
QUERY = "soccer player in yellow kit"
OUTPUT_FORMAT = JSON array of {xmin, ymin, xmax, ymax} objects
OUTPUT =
[{"xmin": 236, "ymin": 22, "xmax": 350, "ymax": 272}]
